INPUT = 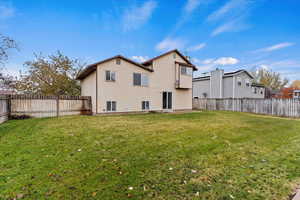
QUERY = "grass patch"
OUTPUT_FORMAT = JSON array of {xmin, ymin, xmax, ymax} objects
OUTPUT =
[{"xmin": 1, "ymin": 111, "xmax": 300, "ymax": 199}]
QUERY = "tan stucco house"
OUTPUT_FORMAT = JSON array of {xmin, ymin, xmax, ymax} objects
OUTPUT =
[{"xmin": 77, "ymin": 49, "xmax": 197, "ymax": 114}]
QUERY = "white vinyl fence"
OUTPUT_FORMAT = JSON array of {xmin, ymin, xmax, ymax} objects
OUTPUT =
[{"xmin": 193, "ymin": 98, "xmax": 300, "ymax": 118}]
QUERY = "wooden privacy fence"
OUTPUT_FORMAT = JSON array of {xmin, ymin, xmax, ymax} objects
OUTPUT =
[
  {"xmin": 0, "ymin": 96, "xmax": 9, "ymax": 124},
  {"xmin": 193, "ymin": 98, "xmax": 300, "ymax": 118},
  {"xmin": 0, "ymin": 95, "xmax": 92, "ymax": 124}
]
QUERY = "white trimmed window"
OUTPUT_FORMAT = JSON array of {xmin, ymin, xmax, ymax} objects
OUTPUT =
[
  {"xmin": 133, "ymin": 73, "xmax": 149, "ymax": 86},
  {"xmin": 106, "ymin": 101, "xmax": 116, "ymax": 112},
  {"xmin": 246, "ymin": 79, "xmax": 250, "ymax": 87},
  {"xmin": 105, "ymin": 71, "xmax": 116, "ymax": 81},
  {"xmin": 142, "ymin": 101, "xmax": 150, "ymax": 110},
  {"xmin": 180, "ymin": 66, "xmax": 193, "ymax": 76}
]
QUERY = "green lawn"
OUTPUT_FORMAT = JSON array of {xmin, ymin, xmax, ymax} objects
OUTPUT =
[{"xmin": 1, "ymin": 111, "xmax": 300, "ymax": 200}]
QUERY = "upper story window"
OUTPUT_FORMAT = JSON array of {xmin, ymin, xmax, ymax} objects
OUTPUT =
[
  {"xmin": 133, "ymin": 73, "xmax": 149, "ymax": 86},
  {"xmin": 246, "ymin": 79, "xmax": 250, "ymax": 87},
  {"xmin": 181, "ymin": 66, "xmax": 193, "ymax": 76},
  {"xmin": 237, "ymin": 77, "xmax": 242, "ymax": 86},
  {"xmin": 105, "ymin": 71, "xmax": 116, "ymax": 81},
  {"xmin": 116, "ymin": 58, "xmax": 121, "ymax": 65}
]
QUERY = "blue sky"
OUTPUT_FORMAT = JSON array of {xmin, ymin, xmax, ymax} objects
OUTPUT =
[{"xmin": 1, "ymin": 0, "xmax": 300, "ymax": 82}]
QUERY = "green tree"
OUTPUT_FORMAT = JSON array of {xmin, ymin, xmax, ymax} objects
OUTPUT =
[
  {"xmin": 0, "ymin": 33, "xmax": 18, "ymax": 64},
  {"xmin": 14, "ymin": 51, "xmax": 85, "ymax": 96},
  {"xmin": 251, "ymin": 68, "xmax": 288, "ymax": 90},
  {"xmin": 291, "ymin": 80, "xmax": 300, "ymax": 89}
]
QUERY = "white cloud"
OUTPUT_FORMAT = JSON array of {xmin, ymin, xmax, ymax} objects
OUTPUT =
[
  {"xmin": 193, "ymin": 57, "xmax": 239, "ymax": 65},
  {"xmin": 192, "ymin": 57, "xmax": 239, "ymax": 76},
  {"xmin": 211, "ymin": 17, "xmax": 249, "ymax": 36},
  {"xmin": 184, "ymin": 0, "xmax": 202, "ymax": 13},
  {"xmin": 122, "ymin": 0, "xmax": 157, "ymax": 31},
  {"xmin": 254, "ymin": 42, "xmax": 295, "ymax": 53},
  {"xmin": 131, "ymin": 56, "xmax": 149, "ymax": 63},
  {"xmin": 187, "ymin": 43, "xmax": 206, "ymax": 52},
  {"xmin": 207, "ymin": 0, "xmax": 255, "ymax": 36},
  {"xmin": 213, "ymin": 57, "xmax": 239, "ymax": 65},
  {"xmin": 155, "ymin": 38, "xmax": 186, "ymax": 52},
  {"xmin": 207, "ymin": 0, "xmax": 249, "ymax": 22},
  {"xmin": 0, "ymin": 2, "xmax": 15, "ymax": 19}
]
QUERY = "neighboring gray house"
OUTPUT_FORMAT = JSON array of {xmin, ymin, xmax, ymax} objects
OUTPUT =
[
  {"xmin": 294, "ymin": 90, "xmax": 300, "ymax": 99},
  {"xmin": 193, "ymin": 69, "xmax": 265, "ymax": 99}
]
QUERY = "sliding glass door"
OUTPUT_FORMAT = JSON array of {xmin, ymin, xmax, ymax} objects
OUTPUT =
[{"xmin": 162, "ymin": 92, "xmax": 172, "ymax": 109}]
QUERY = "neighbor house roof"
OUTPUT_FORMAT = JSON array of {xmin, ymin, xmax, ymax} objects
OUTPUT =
[
  {"xmin": 76, "ymin": 55, "xmax": 153, "ymax": 80},
  {"xmin": 193, "ymin": 69, "xmax": 254, "ymax": 82},
  {"xmin": 142, "ymin": 49, "xmax": 197, "ymax": 71}
]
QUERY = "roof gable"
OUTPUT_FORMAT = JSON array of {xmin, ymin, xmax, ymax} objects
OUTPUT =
[
  {"xmin": 77, "ymin": 55, "xmax": 153, "ymax": 80},
  {"xmin": 142, "ymin": 49, "xmax": 197, "ymax": 70}
]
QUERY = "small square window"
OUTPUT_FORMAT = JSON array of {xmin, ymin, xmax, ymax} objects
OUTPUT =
[
  {"xmin": 173, "ymin": 53, "xmax": 176, "ymax": 59},
  {"xmin": 116, "ymin": 58, "xmax": 121, "ymax": 65},
  {"xmin": 142, "ymin": 101, "xmax": 150, "ymax": 110},
  {"xmin": 106, "ymin": 101, "xmax": 116, "ymax": 111}
]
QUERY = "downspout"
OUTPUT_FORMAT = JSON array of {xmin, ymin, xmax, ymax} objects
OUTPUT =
[
  {"xmin": 96, "ymin": 66, "xmax": 98, "ymax": 114},
  {"xmin": 220, "ymin": 72, "xmax": 223, "ymax": 98}
]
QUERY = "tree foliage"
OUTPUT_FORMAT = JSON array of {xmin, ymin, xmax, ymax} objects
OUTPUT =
[
  {"xmin": 0, "ymin": 33, "xmax": 18, "ymax": 92},
  {"xmin": 251, "ymin": 68, "xmax": 288, "ymax": 90},
  {"xmin": 291, "ymin": 80, "xmax": 300, "ymax": 89},
  {"xmin": 0, "ymin": 33, "xmax": 18, "ymax": 64},
  {"xmin": 14, "ymin": 51, "xmax": 85, "ymax": 96}
]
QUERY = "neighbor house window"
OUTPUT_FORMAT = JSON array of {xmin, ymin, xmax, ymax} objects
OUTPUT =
[
  {"xmin": 133, "ymin": 73, "xmax": 149, "ymax": 86},
  {"xmin": 237, "ymin": 77, "xmax": 242, "ymax": 86},
  {"xmin": 246, "ymin": 79, "xmax": 250, "ymax": 87},
  {"xmin": 253, "ymin": 87, "xmax": 257, "ymax": 94},
  {"xmin": 142, "ymin": 101, "xmax": 150, "ymax": 110},
  {"xmin": 116, "ymin": 58, "xmax": 121, "ymax": 65},
  {"xmin": 106, "ymin": 101, "xmax": 116, "ymax": 112},
  {"xmin": 180, "ymin": 66, "xmax": 193, "ymax": 76},
  {"xmin": 105, "ymin": 71, "xmax": 116, "ymax": 81}
]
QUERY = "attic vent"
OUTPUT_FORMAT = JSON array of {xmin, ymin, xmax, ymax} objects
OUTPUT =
[{"xmin": 116, "ymin": 58, "xmax": 121, "ymax": 65}]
